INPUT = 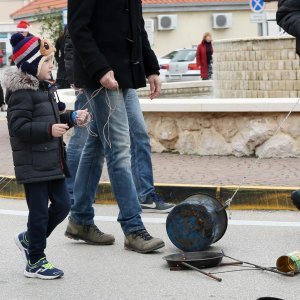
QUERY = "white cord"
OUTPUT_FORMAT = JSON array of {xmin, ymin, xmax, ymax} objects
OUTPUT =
[
  {"xmin": 225, "ymin": 97, "xmax": 300, "ymax": 212},
  {"xmin": 102, "ymin": 88, "xmax": 119, "ymax": 149}
]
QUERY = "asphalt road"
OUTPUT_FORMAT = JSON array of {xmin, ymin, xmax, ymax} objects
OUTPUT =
[{"xmin": 0, "ymin": 198, "xmax": 299, "ymax": 300}]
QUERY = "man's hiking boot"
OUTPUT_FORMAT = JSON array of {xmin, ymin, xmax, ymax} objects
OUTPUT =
[
  {"xmin": 125, "ymin": 229, "xmax": 165, "ymax": 253},
  {"xmin": 65, "ymin": 218, "xmax": 115, "ymax": 245}
]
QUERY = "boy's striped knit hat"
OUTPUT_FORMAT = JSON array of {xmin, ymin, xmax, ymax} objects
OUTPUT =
[{"xmin": 11, "ymin": 33, "xmax": 55, "ymax": 77}]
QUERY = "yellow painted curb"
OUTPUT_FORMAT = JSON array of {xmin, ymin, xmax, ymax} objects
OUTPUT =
[{"xmin": 0, "ymin": 176, "xmax": 298, "ymax": 210}]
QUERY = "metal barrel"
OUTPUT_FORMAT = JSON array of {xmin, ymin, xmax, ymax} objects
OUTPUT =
[
  {"xmin": 166, "ymin": 194, "xmax": 228, "ymax": 252},
  {"xmin": 276, "ymin": 251, "xmax": 300, "ymax": 273}
]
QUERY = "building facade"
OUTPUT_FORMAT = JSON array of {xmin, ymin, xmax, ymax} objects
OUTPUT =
[
  {"xmin": 7, "ymin": 0, "xmax": 279, "ymax": 58},
  {"xmin": 0, "ymin": 0, "xmax": 32, "ymax": 65}
]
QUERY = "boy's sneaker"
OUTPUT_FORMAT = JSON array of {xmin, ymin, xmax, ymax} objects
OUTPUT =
[
  {"xmin": 14, "ymin": 232, "xmax": 29, "ymax": 262},
  {"xmin": 125, "ymin": 229, "xmax": 165, "ymax": 254},
  {"xmin": 291, "ymin": 190, "xmax": 300, "ymax": 210},
  {"xmin": 24, "ymin": 258, "xmax": 64, "ymax": 280},
  {"xmin": 141, "ymin": 192, "xmax": 174, "ymax": 213}
]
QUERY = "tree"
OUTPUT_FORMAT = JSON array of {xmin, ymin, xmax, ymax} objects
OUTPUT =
[{"xmin": 35, "ymin": 8, "xmax": 63, "ymax": 43}]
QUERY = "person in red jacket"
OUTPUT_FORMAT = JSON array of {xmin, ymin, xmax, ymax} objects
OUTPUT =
[{"xmin": 196, "ymin": 32, "xmax": 213, "ymax": 80}]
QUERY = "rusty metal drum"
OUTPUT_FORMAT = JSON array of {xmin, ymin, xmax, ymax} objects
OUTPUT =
[{"xmin": 166, "ymin": 194, "xmax": 228, "ymax": 252}]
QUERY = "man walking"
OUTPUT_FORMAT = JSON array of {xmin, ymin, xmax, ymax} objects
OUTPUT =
[
  {"xmin": 67, "ymin": 0, "xmax": 165, "ymax": 253},
  {"xmin": 277, "ymin": 0, "xmax": 300, "ymax": 210},
  {"xmin": 277, "ymin": 0, "xmax": 300, "ymax": 57}
]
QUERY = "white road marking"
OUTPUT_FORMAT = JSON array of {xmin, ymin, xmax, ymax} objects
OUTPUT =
[{"xmin": 0, "ymin": 209, "xmax": 300, "ymax": 227}]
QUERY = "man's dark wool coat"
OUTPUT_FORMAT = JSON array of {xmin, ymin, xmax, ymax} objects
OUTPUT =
[
  {"xmin": 68, "ymin": 0, "xmax": 160, "ymax": 89},
  {"xmin": 277, "ymin": 0, "xmax": 300, "ymax": 55}
]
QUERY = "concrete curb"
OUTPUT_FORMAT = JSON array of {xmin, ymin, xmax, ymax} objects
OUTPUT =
[{"xmin": 0, "ymin": 176, "xmax": 297, "ymax": 210}]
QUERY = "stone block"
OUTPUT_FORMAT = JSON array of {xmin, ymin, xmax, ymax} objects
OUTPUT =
[
  {"xmin": 281, "ymin": 49, "xmax": 289, "ymax": 60},
  {"xmin": 155, "ymin": 117, "xmax": 179, "ymax": 150},
  {"xmin": 288, "ymin": 51, "xmax": 297, "ymax": 60},
  {"xmin": 256, "ymin": 133, "xmax": 296, "ymax": 158},
  {"xmin": 237, "ymin": 117, "xmax": 277, "ymax": 151},
  {"xmin": 176, "ymin": 132, "xmax": 201, "ymax": 155},
  {"xmin": 197, "ymin": 129, "xmax": 232, "ymax": 156},
  {"xmin": 294, "ymin": 80, "xmax": 300, "ymax": 90},
  {"xmin": 150, "ymin": 137, "xmax": 165, "ymax": 153}
]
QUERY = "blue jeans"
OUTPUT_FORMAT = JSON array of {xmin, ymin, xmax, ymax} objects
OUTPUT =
[
  {"xmin": 66, "ymin": 92, "xmax": 90, "ymax": 203},
  {"xmin": 126, "ymin": 89, "xmax": 154, "ymax": 202},
  {"xmin": 70, "ymin": 88, "xmax": 145, "ymax": 235}
]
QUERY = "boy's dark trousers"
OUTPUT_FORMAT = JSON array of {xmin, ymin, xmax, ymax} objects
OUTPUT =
[{"xmin": 24, "ymin": 179, "xmax": 71, "ymax": 263}]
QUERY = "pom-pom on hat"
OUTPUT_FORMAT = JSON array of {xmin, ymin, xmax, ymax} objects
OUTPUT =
[
  {"xmin": 16, "ymin": 20, "xmax": 31, "ymax": 32},
  {"xmin": 11, "ymin": 33, "xmax": 56, "ymax": 77}
]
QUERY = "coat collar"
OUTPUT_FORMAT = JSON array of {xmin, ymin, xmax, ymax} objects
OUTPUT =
[{"xmin": 1, "ymin": 66, "xmax": 39, "ymax": 92}]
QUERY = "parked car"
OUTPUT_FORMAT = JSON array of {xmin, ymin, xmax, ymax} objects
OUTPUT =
[
  {"xmin": 165, "ymin": 48, "xmax": 200, "ymax": 82},
  {"xmin": 158, "ymin": 50, "xmax": 178, "ymax": 82},
  {"xmin": 158, "ymin": 50, "xmax": 178, "ymax": 68}
]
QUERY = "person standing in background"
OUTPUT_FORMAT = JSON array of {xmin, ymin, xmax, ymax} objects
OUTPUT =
[
  {"xmin": 196, "ymin": 32, "xmax": 213, "ymax": 80},
  {"xmin": 55, "ymin": 27, "xmax": 70, "ymax": 89},
  {"xmin": 0, "ymin": 81, "xmax": 5, "ymax": 111},
  {"xmin": 15, "ymin": 20, "xmax": 33, "ymax": 37}
]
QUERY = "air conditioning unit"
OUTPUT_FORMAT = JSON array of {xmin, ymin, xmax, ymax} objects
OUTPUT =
[
  {"xmin": 157, "ymin": 15, "xmax": 177, "ymax": 30},
  {"xmin": 212, "ymin": 13, "xmax": 232, "ymax": 29}
]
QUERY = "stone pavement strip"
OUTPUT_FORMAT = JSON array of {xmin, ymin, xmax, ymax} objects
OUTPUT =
[{"xmin": 1, "ymin": 112, "xmax": 300, "ymax": 187}]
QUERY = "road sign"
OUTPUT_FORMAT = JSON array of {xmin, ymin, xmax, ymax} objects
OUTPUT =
[
  {"xmin": 250, "ymin": 0, "xmax": 265, "ymax": 13},
  {"xmin": 250, "ymin": 13, "xmax": 266, "ymax": 23}
]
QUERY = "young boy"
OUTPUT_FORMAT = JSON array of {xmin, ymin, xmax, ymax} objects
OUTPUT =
[{"xmin": 2, "ymin": 33, "xmax": 89, "ymax": 279}]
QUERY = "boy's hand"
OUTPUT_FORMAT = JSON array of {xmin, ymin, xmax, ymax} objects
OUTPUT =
[
  {"xmin": 52, "ymin": 124, "xmax": 69, "ymax": 137},
  {"xmin": 76, "ymin": 109, "xmax": 90, "ymax": 126}
]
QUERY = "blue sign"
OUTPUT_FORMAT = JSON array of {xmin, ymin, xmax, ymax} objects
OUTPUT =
[{"xmin": 250, "ymin": 0, "xmax": 265, "ymax": 13}]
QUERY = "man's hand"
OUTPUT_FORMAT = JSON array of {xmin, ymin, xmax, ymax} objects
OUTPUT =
[
  {"xmin": 76, "ymin": 109, "xmax": 90, "ymax": 126},
  {"xmin": 52, "ymin": 124, "xmax": 69, "ymax": 137},
  {"xmin": 148, "ymin": 74, "xmax": 161, "ymax": 100},
  {"xmin": 100, "ymin": 70, "xmax": 119, "ymax": 90}
]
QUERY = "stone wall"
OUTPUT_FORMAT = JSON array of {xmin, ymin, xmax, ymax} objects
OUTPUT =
[
  {"xmin": 137, "ymin": 81, "xmax": 212, "ymax": 98},
  {"xmin": 145, "ymin": 112, "xmax": 300, "ymax": 158},
  {"xmin": 214, "ymin": 37, "xmax": 300, "ymax": 98}
]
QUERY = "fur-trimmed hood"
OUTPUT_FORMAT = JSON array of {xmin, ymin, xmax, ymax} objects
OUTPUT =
[{"xmin": 1, "ymin": 66, "xmax": 39, "ymax": 92}]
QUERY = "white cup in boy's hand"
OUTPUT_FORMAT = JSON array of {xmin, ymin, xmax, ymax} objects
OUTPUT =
[
  {"xmin": 76, "ymin": 109, "xmax": 90, "ymax": 126},
  {"xmin": 52, "ymin": 124, "xmax": 69, "ymax": 137}
]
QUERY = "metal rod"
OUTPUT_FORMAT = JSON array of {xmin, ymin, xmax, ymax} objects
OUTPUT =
[
  {"xmin": 224, "ymin": 255, "xmax": 295, "ymax": 277},
  {"xmin": 181, "ymin": 262, "xmax": 222, "ymax": 282},
  {"xmin": 218, "ymin": 261, "xmax": 243, "ymax": 267}
]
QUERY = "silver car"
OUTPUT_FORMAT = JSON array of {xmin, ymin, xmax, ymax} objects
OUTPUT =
[{"xmin": 165, "ymin": 48, "xmax": 200, "ymax": 82}]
